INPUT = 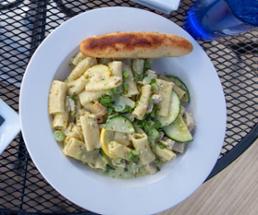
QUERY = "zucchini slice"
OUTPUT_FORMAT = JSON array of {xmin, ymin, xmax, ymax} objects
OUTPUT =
[
  {"xmin": 164, "ymin": 115, "xmax": 193, "ymax": 142},
  {"xmin": 105, "ymin": 116, "xmax": 135, "ymax": 133}
]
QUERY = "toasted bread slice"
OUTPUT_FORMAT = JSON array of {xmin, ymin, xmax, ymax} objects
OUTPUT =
[{"xmin": 80, "ymin": 32, "xmax": 193, "ymax": 58}]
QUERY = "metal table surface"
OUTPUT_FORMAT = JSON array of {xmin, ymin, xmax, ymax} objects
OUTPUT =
[{"xmin": 0, "ymin": 0, "xmax": 257, "ymax": 214}]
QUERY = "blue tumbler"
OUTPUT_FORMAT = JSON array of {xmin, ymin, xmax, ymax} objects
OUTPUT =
[{"xmin": 185, "ymin": 0, "xmax": 258, "ymax": 40}]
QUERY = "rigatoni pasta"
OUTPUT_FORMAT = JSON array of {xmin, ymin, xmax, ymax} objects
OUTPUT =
[
  {"xmin": 123, "ymin": 64, "xmax": 139, "ymax": 97},
  {"xmin": 68, "ymin": 57, "xmax": 97, "ymax": 81},
  {"xmin": 49, "ymin": 50, "xmax": 194, "ymax": 179},
  {"xmin": 108, "ymin": 141, "xmax": 131, "ymax": 160},
  {"xmin": 63, "ymin": 137, "xmax": 84, "ymax": 160},
  {"xmin": 108, "ymin": 61, "xmax": 123, "ymax": 78},
  {"xmin": 80, "ymin": 113, "xmax": 101, "ymax": 151},
  {"xmin": 71, "ymin": 52, "xmax": 85, "ymax": 66},
  {"xmin": 130, "ymin": 132, "xmax": 155, "ymax": 165},
  {"xmin": 67, "ymin": 75, "xmax": 87, "ymax": 95},
  {"xmin": 132, "ymin": 59, "xmax": 144, "ymax": 77},
  {"xmin": 52, "ymin": 112, "xmax": 68, "ymax": 129},
  {"xmin": 49, "ymin": 80, "xmax": 67, "ymax": 114},
  {"xmin": 156, "ymin": 79, "xmax": 174, "ymax": 117},
  {"xmin": 132, "ymin": 84, "xmax": 151, "ymax": 120}
]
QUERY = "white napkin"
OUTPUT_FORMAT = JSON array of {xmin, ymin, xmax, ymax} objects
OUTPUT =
[
  {"xmin": 0, "ymin": 99, "xmax": 20, "ymax": 154},
  {"xmin": 132, "ymin": 0, "xmax": 181, "ymax": 14}
]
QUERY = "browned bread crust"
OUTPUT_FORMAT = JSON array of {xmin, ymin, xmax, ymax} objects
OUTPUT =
[{"xmin": 80, "ymin": 32, "xmax": 193, "ymax": 58}]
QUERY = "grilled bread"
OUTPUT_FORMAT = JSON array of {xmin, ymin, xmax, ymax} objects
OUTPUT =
[{"xmin": 80, "ymin": 32, "xmax": 193, "ymax": 58}]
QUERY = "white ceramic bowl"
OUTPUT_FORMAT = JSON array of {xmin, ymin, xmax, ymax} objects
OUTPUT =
[{"xmin": 20, "ymin": 7, "xmax": 226, "ymax": 215}]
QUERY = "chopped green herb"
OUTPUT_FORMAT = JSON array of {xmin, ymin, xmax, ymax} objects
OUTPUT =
[
  {"xmin": 149, "ymin": 104, "xmax": 160, "ymax": 118},
  {"xmin": 128, "ymin": 150, "xmax": 140, "ymax": 163},
  {"xmin": 154, "ymin": 158, "xmax": 163, "ymax": 166},
  {"xmin": 153, "ymin": 120, "xmax": 162, "ymax": 129},
  {"xmin": 135, "ymin": 119, "xmax": 146, "ymax": 130},
  {"xmin": 123, "ymin": 71, "xmax": 129, "ymax": 79},
  {"xmin": 110, "ymin": 88, "xmax": 117, "ymax": 95},
  {"xmin": 148, "ymin": 128, "xmax": 160, "ymax": 143},
  {"xmin": 105, "ymin": 164, "xmax": 115, "ymax": 173},
  {"xmin": 150, "ymin": 79, "xmax": 158, "ymax": 91},
  {"xmin": 135, "ymin": 114, "xmax": 162, "ymax": 142},
  {"xmin": 158, "ymin": 143, "xmax": 166, "ymax": 149},
  {"xmin": 99, "ymin": 150, "xmax": 110, "ymax": 164},
  {"xmin": 99, "ymin": 95, "xmax": 113, "ymax": 107},
  {"xmin": 99, "ymin": 149, "xmax": 105, "ymax": 156},
  {"xmin": 107, "ymin": 107, "xmax": 114, "ymax": 115},
  {"xmin": 143, "ymin": 118, "xmax": 162, "ymax": 130},
  {"xmin": 107, "ymin": 109, "xmax": 118, "ymax": 118},
  {"xmin": 123, "ymin": 82, "xmax": 129, "ymax": 94},
  {"xmin": 150, "ymin": 79, "xmax": 156, "ymax": 84},
  {"xmin": 135, "ymin": 73, "xmax": 143, "ymax": 81},
  {"xmin": 54, "ymin": 130, "xmax": 65, "ymax": 142},
  {"xmin": 69, "ymin": 95, "xmax": 77, "ymax": 102},
  {"xmin": 114, "ymin": 104, "xmax": 133, "ymax": 113},
  {"xmin": 144, "ymin": 59, "xmax": 151, "ymax": 71},
  {"xmin": 110, "ymin": 86, "xmax": 123, "ymax": 96},
  {"xmin": 123, "ymin": 105, "xmax": 133, "ymax": 113}
]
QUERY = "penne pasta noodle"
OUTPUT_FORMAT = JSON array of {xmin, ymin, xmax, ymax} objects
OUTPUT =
[
  {"xmin": 123, "ymin": 64, "xmax": 139, "ymax": 97},
  {"xmin": 108, "ymin": 61, "xmax": 123, "ymax": 78},
  {"xmin": 63, "ymin": 137, "xmax": 84, "ymax": 160},
  {"xmin": 71, "ymin": 52, "xmax": 85, "ymax": 66},
  {"xmin": 68, "ymin": 57, "xmax": 97, "ymax": 81},
  {"xmin": 130, "ymin": 132, "xmax": 155, "ymax": 165},
  {"xmin": 52, "ymin": 112, "xmax": 68, "ymax": 129},
  {"xmin": 108, "ymin": 141, "xmax": 131, "ymax": 160},
  {"xmin": 132, "ymin": 59, "xmax": 144, "ymax": 75},
  {"xmin": 132, "ymin": 84, "xmax": 151, "ymax": 120},
  {"xmin": 82, "ymin": 101, "xmax": 107, "ymax": 123},
  {"xmin": 80, "ymin": 113, "xmax": 101, "ymax": 151},
  {"xmin": 80, "ymin": 150, "xmax": 106, "ymax": 170},
  {"xmin": 49, "ymin": 80, "xmax": 67, "ymax": 114},
  {"xmin": 154, "ymin": 145, "xmax": 176, "ymax": 161},
  {"xmin": 156, "ymin": 79, "xmax": 174, "ymax": 117},
  {"xmin": 67, "ymin": 76, "xmax": 87, "ymax": 95},
  {"xmin": 65, "ymin": 123, "xmax": 83, "ymax": 141}
]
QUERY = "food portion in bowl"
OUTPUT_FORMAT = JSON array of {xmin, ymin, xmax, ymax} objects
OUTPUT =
[{"xmin": 48, "ymin": 32, "xmax": 194, "ymax": 178}]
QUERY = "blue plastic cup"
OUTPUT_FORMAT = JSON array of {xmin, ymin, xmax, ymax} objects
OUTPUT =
[{"xmin": 185, "ymin": 0, "xmax": 258, "ymax": 40}]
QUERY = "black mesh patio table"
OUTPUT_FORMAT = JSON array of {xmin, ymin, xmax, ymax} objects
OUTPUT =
[{"xmin": 0, "ymin": 0, "xmax": 257, "ymax": 214}]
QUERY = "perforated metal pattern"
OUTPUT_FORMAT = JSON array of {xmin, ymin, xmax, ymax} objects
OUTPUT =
[{"xmin": 0, "ymin": 0, "xmax": 257, "ymax": 214}]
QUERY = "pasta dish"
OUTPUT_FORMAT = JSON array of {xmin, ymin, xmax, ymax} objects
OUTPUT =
[{"xmin": 48, "ymin": 32, "xmax": 194, "ymax": 178}]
